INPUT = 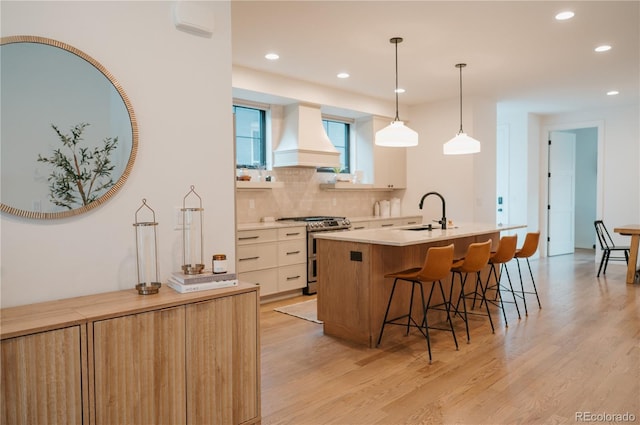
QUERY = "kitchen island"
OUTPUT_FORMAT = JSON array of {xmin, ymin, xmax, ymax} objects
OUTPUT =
[{"xmin": 314, "ymin": 223, "xmax": 525, "ymax": 347}]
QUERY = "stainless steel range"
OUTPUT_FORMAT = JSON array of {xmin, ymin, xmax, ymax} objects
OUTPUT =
[{"xmin": 277, "ymin": 216, "xmax": 351, "ymax": 294}]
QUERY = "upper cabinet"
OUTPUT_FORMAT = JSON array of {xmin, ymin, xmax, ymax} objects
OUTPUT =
[{"xmin": 355, "ymin": 116, "xmax": 407, "ymax": 190}]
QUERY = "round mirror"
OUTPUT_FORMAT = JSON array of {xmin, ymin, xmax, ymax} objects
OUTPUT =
[{"xmin": 1, "ymin": 35, "xmax": 138, "ymax": 219}]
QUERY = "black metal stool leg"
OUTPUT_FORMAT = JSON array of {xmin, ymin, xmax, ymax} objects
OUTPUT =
[
  {"xmin": 459, "ymin": 272, "xmax": 471, "ymax": 342},
  {"xmin": 526, "ymin": 258, "xmax": 542, "ymax": 308},
  {"xmin": 478, "ymin": 272, "xmax": 496, "ymax": 333},
  {"xmin": 406, "ymin": 282, "xmax": 416, "ymax": 336},
  {"xmin": 490, "ymin": 264, "xmax": 509, "ymax": 326},
  {"xmin": 377, "ymin": 279, "xmax": 399, "ymax": 346},
  {"xmin": 419, "ymin": 281, "xmax": 433, "ymax": 363},
  {"xmin": 515, "ymin": 258, "xmax": 529, "ymax": 315},
  {"xmin": 503, "ymin": 263, "xmax": 521, "ymax": 319},
  {"xmin": 437, "ymin": 280, "xmax": 458, "ymax": 350}
]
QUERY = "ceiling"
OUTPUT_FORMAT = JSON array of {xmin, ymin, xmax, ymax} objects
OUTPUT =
[{"xmin": 231, "ymin": 1, "xmax": 639, "ymax": 115}]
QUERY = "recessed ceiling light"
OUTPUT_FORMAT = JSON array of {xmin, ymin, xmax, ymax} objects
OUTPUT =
[
  {"xmin": 394, "ymin": 88, "xmax": 406, "ymax": 94},
  {"xmin": 265, "ymin": 53, "xmax": 279, "ymax": 60},
  {"xmin": 555, "ymin": 11, "xmax": 575, "ymax": 20},
  {"xmin": 607, "ymin": 90, "xmax": 619, "ymax": 96},
  {"xmin": 337, "ymin": 72, "xmax": 350, "ymax": 79},
  {"xmin": 595, "ymin": 45, "xmax": 612, "ymax": 53}
]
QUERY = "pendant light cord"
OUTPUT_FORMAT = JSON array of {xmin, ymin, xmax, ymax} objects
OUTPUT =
[
  {"xmin": 394, "ymin": 39, "xmax": 400, "ymax": 121},
  {"xmin": 389, "ymin": 37, "xmax": 403, "ymax": 122},
  {"xmin": 458, "ymin": 63, "xmax": 465, "ymax": 134}
]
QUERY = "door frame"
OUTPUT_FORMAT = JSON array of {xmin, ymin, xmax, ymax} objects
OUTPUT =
[{"xmin": 540, "ymin": 120, "xmax": 604, "ymax": 258}]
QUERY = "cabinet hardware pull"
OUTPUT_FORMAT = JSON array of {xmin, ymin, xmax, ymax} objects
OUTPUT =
[
  {"xmin": 239, "ymin": 236, "xmax": 259, "ymax": 240},
  {"xmin": 286, "ymin": 232, "xmax": 301, "ymax": 236},
  {"xmin": 354, "ymin": 226, "xmax": 365, "ymax": 230},
  {"xmin": 286, "ymin": 275, "xmax": 301, "ymax": 280},
  {"xmin": 239, "ymin": 256, "xmax": 259, "ymax": 261},
  {"xmin": 286, "ymin": 250, "xmax": 300, "ymax": 255},
  {"xmin": 381, "ymin": 224, "xmax": 394, "ymax": 227}
]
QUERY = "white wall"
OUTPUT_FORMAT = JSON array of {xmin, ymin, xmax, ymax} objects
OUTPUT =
[
  {"xmin": 496, "ymin": 106, "xmax": 540, "ymax": 244},
  {"xmin": 541, "ymin": 104, "xmax": 640, "ymax": 249},
  {"xmin": 405, "ymin": 96, "xmax": 497, "ymax": 225},
  {"xmin": 1, "ymin": 1, "xmax": 235, "ymax": 308},
  {"xmin": 499, "ymin": 102, "xmax": 639, "ymax": 258}
]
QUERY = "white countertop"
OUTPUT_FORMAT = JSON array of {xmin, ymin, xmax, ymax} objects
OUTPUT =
[
  {"xmin": 237, "ymin": 214, "xmax": 422, "ymax": 231},
  {"xmin": 237, "ymin": 221, "xmax": 307, "ymax": 231},
  {"xmin": 313, "ymin": 222, "xmax": 526, "ymax": 247},
  {"xmin": 348, "ymin": 215, "xmax": 422, "ymax": 223}
]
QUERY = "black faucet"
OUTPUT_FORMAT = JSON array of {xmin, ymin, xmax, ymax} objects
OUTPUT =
[{"xmin": 419, "ymin": 191, "xmax": 447, "ymax": 229}]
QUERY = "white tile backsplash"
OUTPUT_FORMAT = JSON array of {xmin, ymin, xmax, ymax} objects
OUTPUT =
[{"xmin": 236, "ymin": 168, "xmax": 403, "ymax": 223}]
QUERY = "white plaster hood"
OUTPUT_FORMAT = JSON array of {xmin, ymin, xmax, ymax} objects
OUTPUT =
[{"xmin": 273, "ymin": 103, "xmax": 340, "ymax": 168}]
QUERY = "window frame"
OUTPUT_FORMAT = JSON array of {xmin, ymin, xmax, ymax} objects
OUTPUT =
[
  {"xmin": 233, "ymin": 103, "xmax": 267, "ymax": 169},
  {"xmin": 319, "ymin": 116, "xmax": 352, "ymax": 174}
]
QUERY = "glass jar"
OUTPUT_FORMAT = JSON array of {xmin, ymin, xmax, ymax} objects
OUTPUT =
[{"xmin": 212, "ymin": 254, "xmax": 227, "ymax": 274}]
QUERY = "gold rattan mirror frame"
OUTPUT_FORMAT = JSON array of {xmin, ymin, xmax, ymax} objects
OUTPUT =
[{"xmin": 0, "ymin": 35, "xmax": 138, "ymax": 219}]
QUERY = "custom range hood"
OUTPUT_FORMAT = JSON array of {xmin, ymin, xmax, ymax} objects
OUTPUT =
[{"xmin": 273, "ymin": 103, "xmax": 340, "ymax": 168}]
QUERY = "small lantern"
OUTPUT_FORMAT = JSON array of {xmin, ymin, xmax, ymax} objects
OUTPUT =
[
  {"xmin": 181, "ymin": 185, "xmax": 205, "ymax": 274},
  {"xmin": 133, "ymin": 199, "xmax": 161, "ymax": 295}
]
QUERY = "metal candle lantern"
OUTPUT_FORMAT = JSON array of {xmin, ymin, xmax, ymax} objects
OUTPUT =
[
  {"xmin": 133, "ymin": 199, "xmax": 161, "ymax": 295},
  {"xmin": 181, "ymin": 185, "xmax": 205, "ymax": 274}
]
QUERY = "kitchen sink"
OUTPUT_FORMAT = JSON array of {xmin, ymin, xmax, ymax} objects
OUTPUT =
[{"xmin": 403, "ymin": 225, "xmax": 433, "ymax": 231}]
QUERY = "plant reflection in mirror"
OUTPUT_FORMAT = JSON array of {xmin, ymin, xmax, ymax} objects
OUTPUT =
[{"xmin": 37, "ymin": 123, "xmax": 118, "ymax": 209}]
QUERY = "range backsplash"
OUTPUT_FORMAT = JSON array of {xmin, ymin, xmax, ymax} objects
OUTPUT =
[{"xmin": 236, "ymin": 167, "xmax": 404, "ymax": 223}]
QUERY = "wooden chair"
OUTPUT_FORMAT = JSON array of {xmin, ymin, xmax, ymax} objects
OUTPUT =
[
  {"xmin": 377, "ymin": 244, "xmax": 456, "ymax": 364},
  {"xmin": 594, "ymin": 220, "xmax": 630, "ymax": 277}
]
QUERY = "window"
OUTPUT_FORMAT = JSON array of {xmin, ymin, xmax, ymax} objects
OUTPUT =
[
  {"xmin": 233, "ymin": 105, "xmax": 266, "ymax": 168},
  {"xmin": 322, "ymin": 119, "xmax": 350, "ymax": 173}
]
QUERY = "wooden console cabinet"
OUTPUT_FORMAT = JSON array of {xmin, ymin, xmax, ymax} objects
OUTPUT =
[{"xmin": 1, "ymin": 284, "xmax": 260, "ymax": 425}]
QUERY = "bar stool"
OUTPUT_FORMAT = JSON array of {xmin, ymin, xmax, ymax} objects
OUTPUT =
[
  {"xmin": 377, "ymin": 244, "xmax": 456, "ymax": 364},
  {"xmin": 484, "ymin": 235, "xmax": 521, "ymax": 326},
  {"xmin": 451, "ymin": 240, "xmax": 493, "ymax": 342},
  {"xmin": 513, "ymin": 232, "xmax": 542, "ymax": 315}
]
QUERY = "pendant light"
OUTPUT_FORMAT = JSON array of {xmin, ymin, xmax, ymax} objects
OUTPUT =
[
  {"xmin": 375, "ymin": 37, "xmax": 418, "ymax": 147},
  {"xmin": 443, "ymin": 63, "xmax": 481, "ymax": 155}
]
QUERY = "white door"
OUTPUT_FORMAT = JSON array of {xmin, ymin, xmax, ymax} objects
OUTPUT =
[{"xmin": 547, "ymin": 131, "xmax": 576, "ymax": 256}]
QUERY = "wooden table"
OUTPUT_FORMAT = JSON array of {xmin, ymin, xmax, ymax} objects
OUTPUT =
[{"xmin": 613, "ymin": 224, "xmax": 640, "ymax": 284}]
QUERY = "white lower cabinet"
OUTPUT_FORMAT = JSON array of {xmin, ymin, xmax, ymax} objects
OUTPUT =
[
  {"xmin": 350, "ymin": 221, "xmax": 370, "ymax": 230},
  {"xmin": 278, "ymin": 264, "xmax": 307, "ymax": 292},
  {"xmin": 237, "ymin": 243, "xmax": 278, "ymax": 273},
  {"xmin": 237, "ymin": 225, "xmax": 307, "ymax": 297},
  {"xmin": 237, "ymin": 268, "xmax": 279, "ymax": 296},
  {"xmin": 402, "ymin": 216, "xmax": 422, "ymax": 226}
]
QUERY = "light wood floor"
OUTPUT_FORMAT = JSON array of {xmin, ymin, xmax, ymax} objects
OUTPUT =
[{"xmin": 259, "ymin": 250, "xmax": 639, "ymax": 424}]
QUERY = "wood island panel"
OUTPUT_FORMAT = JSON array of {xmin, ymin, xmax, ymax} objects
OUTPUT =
[{"xmin": 317, "ymin": 233, "xmax": 500, "ymax": 348}]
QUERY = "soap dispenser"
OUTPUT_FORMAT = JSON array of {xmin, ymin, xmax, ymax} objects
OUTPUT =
[{"xmin": 374, "ymin": 201, "xmax": 380, "ymax": 217}]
